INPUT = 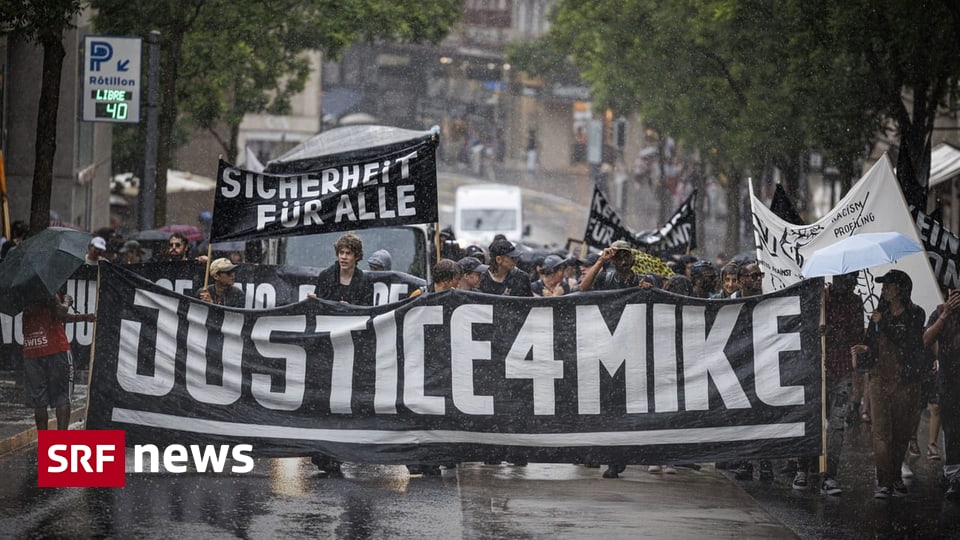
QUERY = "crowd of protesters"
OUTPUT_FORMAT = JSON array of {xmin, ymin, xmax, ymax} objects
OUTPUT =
[
  {"xmin": 8, "ymin": 215, "xmax": 959, "ymax": 503},
  {"xmin": 364, "ymin": 232, "xmax": 960, "ymax": 502}
]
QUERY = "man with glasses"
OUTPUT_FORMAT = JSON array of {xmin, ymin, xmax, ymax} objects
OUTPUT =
[
  {"xmin": 165, "ymin": 232, "xmax": 190, "ymax": 261},
  {"xmin": 731, "ymin": 262, "xmax": 763, "ymax": 298},
  {"xmin": 729, "ymin": 261, "xmax": 774, "ymax": 481},
  {"xmin": 580, "ymin": 239, "xmax": 641, "ymax": 479}
]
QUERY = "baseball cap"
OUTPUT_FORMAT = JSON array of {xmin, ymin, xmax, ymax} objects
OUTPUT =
[
  {"xmin": 119, "ymin": 239, "xmax": 142, "ymax": 254},
  {"xmin": 489, "ymin": 238, "xmax": 523, "ymax": 258},
  {"xmin": 210, "ymin": 257, "xmax": 239, "ymax": 276},
  {"xmin": 876, "ymin": 269, "xmax": 912, "ymax": 290},
  {"xmin": 578, "ymin": 252, "xmax": 600, "ymax": 266},
  {"xmin": 457, "ymin": 256, "xmax": 489, "ymax": 274},
  {"xmin": 610, "ymin": 240, "xmax": 633, "ymax": 251},
  {"xmin": 640, "ymin": 273, "xmax": 663, "ymax": 288},
  {"xmin": 89, "ymin": 237, "xmax": 107, "ymax": 251},
  {"xmin": 541, "ymin": 254, "xmax": 567, "ymax": 273},
  {"xmin": 464, "ymin": 245, "xmax": 485, "ymax": 260}
]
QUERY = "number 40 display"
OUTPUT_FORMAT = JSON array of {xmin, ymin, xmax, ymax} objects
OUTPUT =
[{"xmin": 91, "ymin": 89, "xmax": 131, "ymax": 120}]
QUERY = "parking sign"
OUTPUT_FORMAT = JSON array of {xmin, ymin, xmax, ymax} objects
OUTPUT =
[{"xmin": 82, "ymin": 35, "xmax": 142, "ymax": 123}]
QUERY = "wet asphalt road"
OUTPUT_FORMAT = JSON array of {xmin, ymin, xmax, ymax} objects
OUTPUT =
[
  {"xmin": 2, "ymin": 446, "xmax": 793, "ymax": 539},
  {"xmin": 727, "ymin": 409, "xmax": 960, "ymax": 539},
  {"xmin": 4, "ymin": 414, "xmax": 960, "ymax": 538}
]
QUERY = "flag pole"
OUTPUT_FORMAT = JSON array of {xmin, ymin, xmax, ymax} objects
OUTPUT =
[
  {"xmin": 819, "ymin": 283, "xmax": 828, "ymax": 473},
  {"xmin": 202, "ymin": 244, "xmax": 213, "ymax": 291},
  {"xmin": 202, "ymin": 155, "xmax": 221, "ymax": 291}
]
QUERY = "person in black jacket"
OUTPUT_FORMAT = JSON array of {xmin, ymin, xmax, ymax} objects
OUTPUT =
[
  {"xmin": 307, "ymin": 233, "xmax": 372, "ymax": 475},
  {"xmin": 309, "ymin": 233, "xmax": 373, "ymax": 306},
  {"xmin": 852, "ymin": 269, "xmax": 927, "ymax": 499},
  {"xmin": 479, "ymin": 239, "xmax": 532, "ymax": 297}
]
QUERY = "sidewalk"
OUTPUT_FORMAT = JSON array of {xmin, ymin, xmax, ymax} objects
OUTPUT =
[{"xmin": 0, "ymin": 370, "xmax": 87, "ymax": 458}]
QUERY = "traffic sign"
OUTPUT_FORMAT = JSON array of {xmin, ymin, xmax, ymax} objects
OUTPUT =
[{"xmin": 82, "ymin": 35, "xmax": 142, "ymax": 123}]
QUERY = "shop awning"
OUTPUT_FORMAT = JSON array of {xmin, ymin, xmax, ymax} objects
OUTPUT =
[{"xmin": 929, "ymin": 142, "xmax": 960, "ymax": 187}]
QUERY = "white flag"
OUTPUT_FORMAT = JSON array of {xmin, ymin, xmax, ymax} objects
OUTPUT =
[{"xmin": 750, "ymin": 155, "xmax": 942, "ymax": 318}]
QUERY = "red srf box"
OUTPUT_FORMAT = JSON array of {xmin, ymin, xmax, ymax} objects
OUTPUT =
[{"xmin": 37, "ymin": 430, "xmax": 126, "ymax": 487}]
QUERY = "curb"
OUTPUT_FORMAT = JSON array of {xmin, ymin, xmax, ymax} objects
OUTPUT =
[{"xmin": 0, "ymin": 399, "xmax": 87, "ymax": 459}]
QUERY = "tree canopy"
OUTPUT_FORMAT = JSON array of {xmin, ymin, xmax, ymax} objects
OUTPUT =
[
  {"xmin": 528, "ymin": 0, "xmax": 959, "ymax": 252},
  {"xmin": 91, "ymin": 0, "xmax": 464, "ymax": 226}
]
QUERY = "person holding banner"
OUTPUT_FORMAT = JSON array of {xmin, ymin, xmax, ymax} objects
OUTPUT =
[
  {"xmin": 852, "ymin": 269, "xmax": 927, "ymax": 499},
  {"xmin": 309, "ymin": 233, "xmax": 374, "ymax": 306},
  {"xmin": 479, "ymin": 239, "xmax": 532, "ymax": 297},
  {"xmin": 408, "ymin": 259, "xmax": 462, "ymax": 299},
  {"xmin": 307, "ymin": 233, "xmax": 373, "ymax": 474},
  {"xmin": 792, "ymin": 272, "xmax": 862, "ymax": 496},
  {"xmin": 718, "ymin": 262, "xmax": 740, "ymax": 298},
  {"xmin": 579, "ymin": 240, "xmax": 640, "ymax": 294},
  {"xmin": 457, "ymin": 256, "xmax": 488, "ymax": 291},
  {"xmin": 729, "ymin": 262, "xmax": 775, "ymax": 482},
  {"xmin": 198, "ymin": 258, "xmax": 244, "ymax": 308},
  {"xmin": 922, "ymin": 287, "xmax": 960, "ymax": 500},
  {"xmin": 579, "ymin": 239, "xmax": 641, "ymax": 479},
  {"xmin": 690, "ymin": 260, "xmax": 719, "ymax": 298},
  {"xmin": 531, "ymin": 255, "xmax": 572, "ymax": 297}
]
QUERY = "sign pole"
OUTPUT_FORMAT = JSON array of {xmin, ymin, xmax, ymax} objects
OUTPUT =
[{"xmin": 140, "ymin": 31, "xmax": 161, "ymax": 230}]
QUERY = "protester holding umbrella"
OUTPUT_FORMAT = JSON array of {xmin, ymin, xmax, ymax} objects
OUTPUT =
[
  {"xmin": 22, "ymin": 293, "xmax": 95, "ymax": 430},
  {"xmin": 852, "ymin": 269, "xmax": 927, "ymax": 499}
]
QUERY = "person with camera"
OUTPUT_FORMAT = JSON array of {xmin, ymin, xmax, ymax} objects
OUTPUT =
[
  {"xmin": 922, "ymin": 286, "xmax": 960, "ymax": 500},
  {"xmin": 851, "ymin": 270, "xmax": 927, "ymax": 499}
]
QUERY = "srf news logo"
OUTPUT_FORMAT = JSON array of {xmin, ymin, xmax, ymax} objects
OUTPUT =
[{"xmin": 37, "ymin": 430, "xmax": 254, "ymax": 488}]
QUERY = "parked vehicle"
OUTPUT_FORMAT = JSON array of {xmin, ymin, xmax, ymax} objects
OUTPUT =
[
  {"xmin": 453, "ymin": 183, "xmax": 528, "ymax": 248},
  {"xmin": 271, "ymin": 225, "xmax": 432, "ymax": 281}
]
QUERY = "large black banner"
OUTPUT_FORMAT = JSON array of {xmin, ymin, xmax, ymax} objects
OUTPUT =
[
  {"xmin": 584, "ymin": 186, "xmax": 697, "ymax": 257},
  {"xmin": 87, "ymin": 263, "xmax": 822, "ymax": 464},
  {"xmin": 211, "ymin": 133, "xmax": 439, "ymax": 242},
  {"xmin": 0, "ymin": 262, "xmax": 424, "ymax": 368}
]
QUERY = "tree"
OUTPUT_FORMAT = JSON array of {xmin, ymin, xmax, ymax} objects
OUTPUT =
[
  {"xmin": 826, "ymin": 0, "xmax": 960, "ymax": 211},
  {"xmin": 0, "ymin": 0, "xmax": 84, "ymax": 234},
  {"xmin": 538, "ymin": 0, "xmax": 956, "ymax": 254},
  {"xmin": 91, "ymin": 0, "xmax": 464, "ymax": 227}
]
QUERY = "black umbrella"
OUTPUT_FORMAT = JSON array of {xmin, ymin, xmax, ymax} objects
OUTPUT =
[{"xmin": 0, "ymin": 227, "xmax": 92, "ymax": 315}]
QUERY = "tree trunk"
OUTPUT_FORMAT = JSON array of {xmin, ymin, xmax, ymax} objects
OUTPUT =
[
  {"xmin": 894, "ymin": 84, "xmax": 936, "ymax": 214},
  {"xmin": 227, "ymin": 121, "xmax": 240, "ymax": 164},
  {"xmin": 725, "ymin": 169, "xmax": 743, "ymax": 258},
  {"xmin": 154, "ymin": 29, "xmax": 186, "ymax": 227},
  {"xmin": 29, "ymin": 34, "xmax": 65, "ymax": 234},
  {"xmin": 895, "ymin": 116, "xmax": 933, "ymax": 214}
]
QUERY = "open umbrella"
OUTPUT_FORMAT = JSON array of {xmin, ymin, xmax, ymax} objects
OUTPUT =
[
  {"xmin": 0, "ymin": 227, "xmax": 92, "ymax": 315},
  {"xmin": 800, "ymin": 232, "xmax": 923, "ymax": 278},
  {"xmin": 631, "ymin": 249, "xmax": 675, "ymax": 278}
]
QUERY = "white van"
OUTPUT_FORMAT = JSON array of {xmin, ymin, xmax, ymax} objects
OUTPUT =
[{"xmin": 453, "ymin": 183, "xmax": 527, "ymax": 247}]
